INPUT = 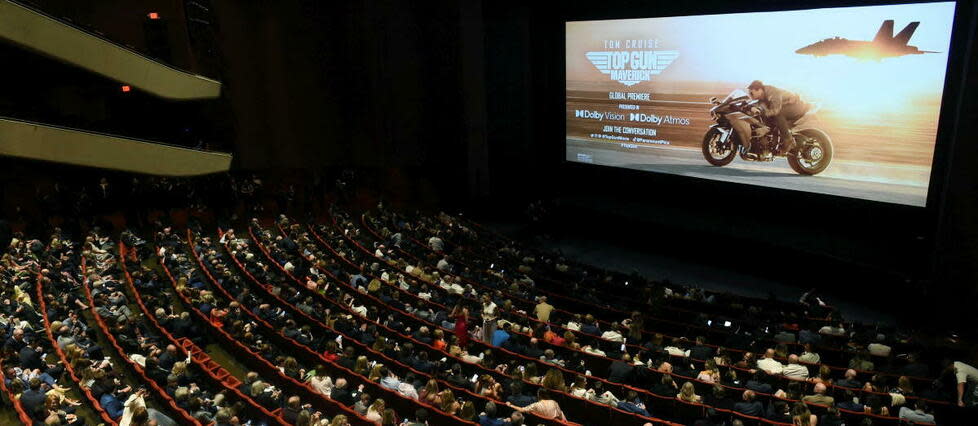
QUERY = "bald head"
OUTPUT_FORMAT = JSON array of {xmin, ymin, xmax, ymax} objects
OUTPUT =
[
  {"xmin": 788, "ymin": 354, "xmax": 799, "ymax": 364},
  {"xmin": 814, "ymin": 383, "xmax": 827, "ymax": 395},
  {"xmin": 764, "ymin": 349, "xmax": 775, "ymax": 359},
  {"xmin": 845, "ymin": 369, "xmax": 857, "ymax": 379}
]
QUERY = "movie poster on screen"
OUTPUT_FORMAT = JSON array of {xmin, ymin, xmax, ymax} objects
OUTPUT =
[{"xmin": 565, "ymin": 2, "xmax": 955, "ymax": 206}]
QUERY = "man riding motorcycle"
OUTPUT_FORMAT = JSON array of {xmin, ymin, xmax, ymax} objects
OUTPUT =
[{"xmin": 746, "ymin": 80, "xmax": 809, "ymax": 155}]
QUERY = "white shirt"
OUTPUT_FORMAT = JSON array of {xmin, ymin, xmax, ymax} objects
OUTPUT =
[
  {"xmin": 397, "ymin": 382, "xmax": 419, "ymax": 400},
  {"xmin": 868, "ymin": 343, "xmax": 892, "ymax": 357},
  {"xmin": 438, "ymin": 280, "xmax": 451, "ymax": 291},
  {"xmin": 782, "ymin": 363, "xmax": 809, "ymax": 379},
  {"xmin": 758, "ymin": 357, "xmax": 785, "ymax": 375},
  {"xmin": 449, "ymin": 283, "xmax": 465, "ymax": 295},
  {"xmin": 664, "ymin": 346, "xmax": 690, "ymax": 357},
  {"xmin": 352, "ymin": 305, "xmax": 368, "ymax": 317},
  {"xmin": 309, "ymin": 375, "xmax": 333, "ymax": 396},
  {"xmin": 119, "ymin": 394, "xmax": 146, "ymax": 426},
  {"xmin": 482, "ymin": 302, "xmax": 497, "ymax": 319},
  {"xmin": 583, "ymin": 346, "xmax": 606, "ymax": 356},
  {"xmin": 818, "ymin": 325, "xmax": 846, "ymax": 336},
  {"xmin": 437, "ymin": 258, "xmax": 450, "ymax": 271},
  {"xmin": 601, "ymin": 330, "xmax": 624, "ymax": 343},
  {"xmin": 799, "ymin": 351, "xmax": 821, "ymax": 364},
  {"xmin": 955, "ymin": 361, "xmax": 978, "ymax": 384},
  {"xmin": 898, "ymin": 406, "xmax": 935, "ymax": 423}
]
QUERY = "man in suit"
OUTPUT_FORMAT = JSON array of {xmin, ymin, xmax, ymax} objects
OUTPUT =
[
  {"xmin": 20, "ymin": 378, "xmax": 48, "ymax": 419},
  {"xmin": 3, "ymin": 327, "xmax": 26, "ymax": 355},
  {"xmin": 157, "ymin": 344, "xmax": 179, "ymax": 371},
  {"xmin": 19, "ymin": 343, "xmax": 45, "ymax": 370},
  {"xmin": 688, "ymin": 336, "xmax": 714, "ymax": 361},
  {"xmin": 579, "ymin": 315, "xmax": 601, "ymax": 336},
  {"xmin": 835, "ymin": 369, "xmax": 862, "ymax": 389},
  {"xmin": 239, "ymin": 372, "xmax": 259, "ymax": 395},
  {"xmin": 836, "ymin": 390, "xmax": 864, "ymax": 412},
  {"xmin": 802, "ymin": 383, "xmax": 835, "ymax": 406},
  {"xmin": 331, "ymin": 378, "xmax": 355, "ymax": 406},
  {"xmin": 733, "ymin": 390, "xmax": 765, "ymax": 417},
  {"xmin": 745, "ymin": 370, "xmax": 774, "ymax": 394},
  {"xmin": 608, "ymin": 354, "xmax": 635, "ymax": 384}
]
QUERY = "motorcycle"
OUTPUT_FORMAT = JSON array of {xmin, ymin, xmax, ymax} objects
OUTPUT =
[{"xmin": 701, "ymin": 89, "xmax": 833, "ymax": 175}]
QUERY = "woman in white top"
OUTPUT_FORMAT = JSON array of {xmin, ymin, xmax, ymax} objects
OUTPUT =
[
  {"xmin": 306, "ymin": 365, "xmax": 333, "ymax": 397},
  {"xmin": 569, "ymin": 375, "xmax": 589, "ymax": 398},
  {"xmin": 119, "ymin": 388, "xmax": 149, "ymax": 426}
]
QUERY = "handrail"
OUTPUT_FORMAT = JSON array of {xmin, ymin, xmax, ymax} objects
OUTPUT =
[
  {"xmin": 158, "ymin": 245, "xmax": 395, "ymax": 426},
  {"xmin": 258, "ymin": 223, "xmax": 690, "ymax": 426},
  {"xmin": 0, "ymin": 359, "xmax": 35, "ymax": 425},
  {"xmin": 222, "ymin": 228, "xmax": 591, "ymax": 426},
  {"xmin": 118, "ymin": 242, "xmax": 288, "ymax": 425},
  {"xmin": 35, "ymin": 269, "xmax": 120, "ymax": 426},
  {"xmin": 80, "ymin": 254, "xmax": 206, "ymax": 426},
  {"xmin": 301, "ymin": 217, "xmax": 951, "ymax": 424},
  {"xmin": 356, "ymin": 210, "xmax": 944, "ymax": 387}
]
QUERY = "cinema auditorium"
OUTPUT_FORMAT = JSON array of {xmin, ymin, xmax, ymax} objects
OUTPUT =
[{"xmin": 1, "ymin": 1, "xmax": 977, "ymax": 425}]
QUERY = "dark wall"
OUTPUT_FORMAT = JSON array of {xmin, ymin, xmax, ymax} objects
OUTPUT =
[
  {"xmin": 479, "ymin": 0, "xmax": 978, "ymax": 324},
  {"xmin": 211, "ymin": 0, "xmax": 471, "ymax": 195},
  {"xmin": 26, "ymin": 0, "xmax": 196, "ymax": 71}
]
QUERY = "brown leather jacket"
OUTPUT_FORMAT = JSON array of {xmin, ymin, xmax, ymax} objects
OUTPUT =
[{"xmin": 761, "ymin": 85, "xmax": 800, "ymax": 117}]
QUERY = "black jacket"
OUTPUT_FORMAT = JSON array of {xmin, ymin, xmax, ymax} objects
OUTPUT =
[{"xmin": 608, "ymin": 361, "xmax": 634, "ymax": 384}]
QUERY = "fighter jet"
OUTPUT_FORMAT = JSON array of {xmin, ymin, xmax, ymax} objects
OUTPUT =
[{"xmin": 795, "ymin": 20, "xmax": 938, "ymax": 60}]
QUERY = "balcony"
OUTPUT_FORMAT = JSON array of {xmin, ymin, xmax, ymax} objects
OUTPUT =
[
  {"xmin": 0, "ymin": 0, "xmax": 221, "ymax": 100},
  {"xmin": 0, "ymin": 117, "xmax": 232, "ymax": 175}
]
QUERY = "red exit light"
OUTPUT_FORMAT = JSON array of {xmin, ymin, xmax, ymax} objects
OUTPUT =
[
  {"xmin": 148, "ymin": 12, "xmax": 160, "ymax": 20},
  {"xmin": 121, "ymin": 85, "xmax": 131, "ymax": 92}
]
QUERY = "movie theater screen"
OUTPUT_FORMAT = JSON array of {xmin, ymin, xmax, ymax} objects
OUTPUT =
[{"xmin": 566, "ymin": 2, "xmax": 956, "ymax": 206}]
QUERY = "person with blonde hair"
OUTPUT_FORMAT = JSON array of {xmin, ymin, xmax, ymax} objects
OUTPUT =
[
  {"xmin": 475, "ymin": 375, "xmax": 503, "ymax": 400},
  {"xmin": 365, "ymin": 398, "xmax": 385, "ymax": 424},
  {"xmin": 438, "ymin": 389, "xmax": 460, "ymax": 415},
  {"xmin": 368, "ymin": 364, "xmax": 384, "ymax": 382},
  {"xmin": 419, "ymin": 379, "xmax": 439, "ymax": 404},
  {"xmin": 354, "ymin": 356, "xmax": 369, "ymax": 376},
  {"xmin": 540, "ymin": 368, "xmax": 567, "ymax": 392},
  {"xmin": 677, "ymin": 381, "xmax": 702, "ymax": 403}
]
